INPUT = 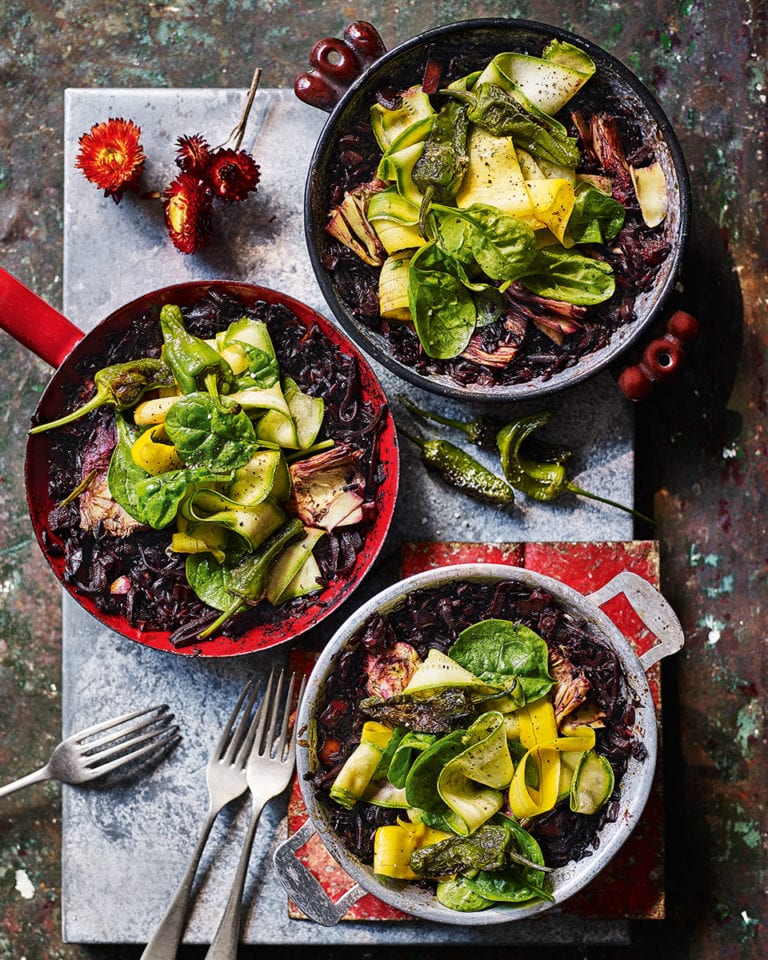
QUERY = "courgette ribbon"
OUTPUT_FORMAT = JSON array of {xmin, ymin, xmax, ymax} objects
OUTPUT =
[
  {"xmin": 329, "ymin": 722, "xmax": 395, "ymax": 809},
  {"xmin": 508, "ymin": 697, "xmax": 596, "ymax": 818},
  {"xmin": 130, "ymin": 423, "xmax": 183, "ymax": 475},
  {"xmin": 373, "ymin": 820, "xmax": 452, "ymax": 880}
]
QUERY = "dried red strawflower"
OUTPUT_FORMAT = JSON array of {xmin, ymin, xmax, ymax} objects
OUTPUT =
[
  {"xmin": 162, "ymin": 173, "xmax": 214, "ymax": 254},
  {"xmin": 204, "ymin": 148, "xmax": 261, "ymax": 202},
  {"xmin": 75, "ymin": 117, "xmax": 146, "ymax": 203},
  {"xmin": 175, "ymin": 134, "xmax": 212, "ymax": 176}
]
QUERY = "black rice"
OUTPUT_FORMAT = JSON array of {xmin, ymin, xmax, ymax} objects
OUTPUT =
[
  {"xmin": 323, "ymin": 58, "xmax": 672, "ymax": 388},
  {"xmin": 310, "ymin": 578, "xmax": 642, "ymax": 869},
  {"xmin": 40, "ymin": 291, "xmax": 385, "ymax": 640}
]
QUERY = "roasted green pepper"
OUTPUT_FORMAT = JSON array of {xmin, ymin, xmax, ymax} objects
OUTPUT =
[
  {"xmin": 412, "ymin": 99, "xmax": 470, "ymax": 234},
  {"xmin": 160, "ymin": 303, "xmax": 235, "ymax": 405},
  {"xmin": 399, "ymin": 395, "xmax": 571, "ymax": 462},
  {"xmin": 29, "ymin": 358, "xmax": 175, "ymax": 434},
  {"xmin": 400, "ymin": 425, "xmax": 514, "ymax": 507},
  {"xmin": 444, "ymin": 82, "xmax": 580, "ymax": 168},
  {"xmin": 497, "ymin": 411, "xmax": 652, "ymax": 522}
]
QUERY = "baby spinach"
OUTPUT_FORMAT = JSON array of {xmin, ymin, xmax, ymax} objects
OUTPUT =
[
  {"xmin": 448, "ymin": 619, "xmax": 554, "ymax": 703},
  {"xmin": 518, "ymin": 247, "xmax": 615, "ymax": 305},
  {"xmin": 107, "ymin": 414, "xmax": 150, "ymax": 521},
  {"xmin": 164, "ymin": 391, "xmax": 258, "ymax": 471},
  {"xmin": 566, "ymin": 181, "xmax": 625, "ymax": 245},
  {"xmin": 431, "ymin": 202, "xmax": 537, "ymax": 282},
  {"xmin": 408, "ymin": 242, "xmax": 477, "ymax": 358},
  {"xmin": 132, "ymin": 469, "xmax": 201, "ymax": 529},
  {"xmin": 387, "ymin": 731, "xmax": 436, "ymax": 789},
  {"xmin": 185, "ymin": 547, "xmax": 244, "ymax": 612},
  {"xmin": 404, "ymin": 729, "xmax": 468, "ymax": 816}
]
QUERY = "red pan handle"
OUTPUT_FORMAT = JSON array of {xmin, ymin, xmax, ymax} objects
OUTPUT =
[{"xmin": 0, "ymin": 266, "xmax": 85, "ymax": 368}]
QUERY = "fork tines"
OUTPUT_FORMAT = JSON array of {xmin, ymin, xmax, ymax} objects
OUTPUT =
[{"xmin": 77, "ymin": 704, "xmax": 180, "ymax": 773}]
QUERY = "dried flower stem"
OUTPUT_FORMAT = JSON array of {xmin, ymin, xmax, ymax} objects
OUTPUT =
[{"xmin": 216, "ymin": 65, "xmax": 262, "ymax": 151}]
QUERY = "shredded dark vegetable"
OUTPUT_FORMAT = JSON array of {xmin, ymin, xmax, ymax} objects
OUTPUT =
[
  {"xmin": 40, "ymin": 291, "xmax": 385, "ymax": 641},
  {"xmin": 310, "ymin": 578, "xmax": 645, "ymax": 869},
  {"xmin": 322, "ymin": 56, "xmax": 672, "ymax": 388}
]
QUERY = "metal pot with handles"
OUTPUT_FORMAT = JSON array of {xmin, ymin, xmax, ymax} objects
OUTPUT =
[{"xmin": 274, "ymin": 562, "xmax": 684, "ymax": 925}]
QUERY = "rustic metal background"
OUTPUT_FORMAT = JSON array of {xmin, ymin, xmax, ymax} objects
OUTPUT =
[{"xmin": 0, "ymin": 2, "xmax": 765, "ymax": 959}]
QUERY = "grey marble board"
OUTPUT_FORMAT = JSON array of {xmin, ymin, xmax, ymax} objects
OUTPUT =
[{"xmin": 61, "ymin": 88, "xmax": 635, "ymax": 946}]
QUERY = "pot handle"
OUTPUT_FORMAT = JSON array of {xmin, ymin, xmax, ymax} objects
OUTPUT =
[
  {"xmin": 0, "ymin": 266, "xmax": 85, "ymax": 368},
  {"xmin": 586, "ymin": 570, "xmax": 684, "ymax": 670},
  {"xmin": 616, "ymin": 308, "xmax": 699, "ymax": 400},
  {"xmin": 273, "ymin": 820, "xmax": 366, "ymax": 925},
  {"xmin": 294, "ymin": 21, "xmax": 387, "ymax": 111}
]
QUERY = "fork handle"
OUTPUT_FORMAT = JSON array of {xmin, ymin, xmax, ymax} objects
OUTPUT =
[
  {"xmin": 140, "ymin": 805, "xmax": 219, "ymax": 960},
  {"xmin": 204, "ymin": 798, "xmax": 265, "ymax": 960},
  {"xmin": 0, "ymin": 764, "xmax": 52, "ymax": 798}
]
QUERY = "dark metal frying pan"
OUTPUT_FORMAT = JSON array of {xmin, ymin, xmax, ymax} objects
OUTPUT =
[{"xmin": 296, "ymin": 18, "xmax": 697, "ymax": 401}]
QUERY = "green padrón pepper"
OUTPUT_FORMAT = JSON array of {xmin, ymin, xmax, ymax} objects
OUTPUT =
[
  {"xmin": 444, "ymin": 82, "xmax": 580, "ymax": 168},
  {"xmin": 497, "ymin": 411, "xmax": 652, "ymax": 523},
  {"xmin": 398, "ymin": 395, "xmax": 572, "ymax": 462},
  {"xmin": 160, "ymin": 303, "xmax": 235, "ymax": 405},
  {"xmin": 412, "ymin": 100, "xmax": 470, "ymax": 233},
  {"xmin": 29, "ymin": 358, "xmax": 175, "ymax": 434},
  {"xmin": 400, "ymin": 425, "xmax": 514, "ymax": 507}
]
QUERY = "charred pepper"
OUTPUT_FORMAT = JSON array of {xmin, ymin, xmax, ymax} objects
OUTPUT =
[
  {"xmin": 159, "ymin": 303, "xmax": 235, "ymax": 405},
  {"xmin": 29, "ymin": 357, "xmax": 175, "ymax": 434},
  {"xmin": 399, "ymin": 395, "xmax": 572, "ymax": 463},
  {"xmin": 443, "ymin": 82, "xmax": 580, "ymax": 168},
  {"xmin": 399, "ymin": 425, "xmax": 514, "ymax": 507},
  {"xmin": 412, "ymin": 100, "xmax": 470, "ymax": 234},
  {"xmin": 497, "ymin": 411, "xmax": 652, "ymax": 523}
]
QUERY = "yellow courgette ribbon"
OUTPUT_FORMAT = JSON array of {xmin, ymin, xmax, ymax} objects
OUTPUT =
[
  {"xmin": 508, "ymin": 698, "xmax": 596, "ymax": 818},
  {"xmin": 373, "ymin": 820, "xmax": 452, "ymax": 880},
  {"xmin": 131, "ymin": 424, "xmax": 183, "ymax": 475}
]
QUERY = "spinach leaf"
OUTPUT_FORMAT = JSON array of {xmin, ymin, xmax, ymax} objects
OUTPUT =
[
  {"xmin": 235, "ymin": 344, "xmax": 280, "ymax": 390},
  {"xmin": 518, "ymin": 247, "xmax": 615, "ymax": 305},
  {"xmin": 185, "ymin": 552, "xmax": 238, "ymax": 612},
  {"xmin": 404, "ymin": 729, "xmax": 468, "ymax": 815},
  {"xmin": 431, "ymin": 202, "xmax": 537, "ymax": 282},
  {"xmin": 407, "ymin": 242, "xmax": 477, "ymax": 359},
  {"xmin": 448, "ymin": 619, "xmax": 554, "ymax": 703},
  {"xmin": 132, "ymin": 469, "xmax": 199, "ymax": 529},
  {"xmin": 185, "ymin": 537, "xmax": 249, "ymax": 612},
  {"xmin": 465, "ymin": 816, "xmax": 553, "ymax": 903},
  {"xmin": 387, "ymin": 732, "xmax": 436, "ymax": 789},
  {"xmin": 566, "ymin": 182, "xmax": 625, "ymax": 245},
  {"xmin": 475, "ymin": 287, "xmax": 507, "ymax": 328},
  {"xmin": 165, "ymin": 391, "xmax": 258, "ymax": 471},
  {"xmin": 107, "ymin": 414, "xmax": 150, "ymax": 521}
]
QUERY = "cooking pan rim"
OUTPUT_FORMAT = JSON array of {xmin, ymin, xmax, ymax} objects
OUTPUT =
[
  {"xmin": 24, "ymin": 278, "xmax": 400, "ymax": 658},
  {"xmin": 303, "ymin": 16, "xmax": 691, "ymax": 402}
]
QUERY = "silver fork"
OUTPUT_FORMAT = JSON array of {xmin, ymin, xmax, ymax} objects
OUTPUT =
[
  {"xmin": 205, "ymin": 667, "xmax": 306, "ymax": 960},
  {"xmin": 0, "ymin": 704, "xmax": 179, "ymax": 799},
  {"xmin": 140, "ymin": 679, "xmax": 264, "ymax": 960}
]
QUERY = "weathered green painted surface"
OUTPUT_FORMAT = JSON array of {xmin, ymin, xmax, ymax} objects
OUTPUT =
[{"xmin": 0, "ymin": 1, "xmax": 765, "ymax": 958}]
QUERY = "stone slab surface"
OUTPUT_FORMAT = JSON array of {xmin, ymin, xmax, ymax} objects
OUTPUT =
[{"xmin": 61, "ymin": 87, "xmax": 635, "ymax": 946}]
